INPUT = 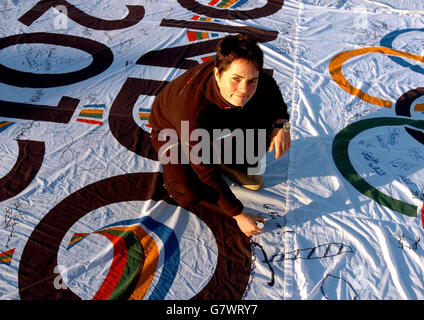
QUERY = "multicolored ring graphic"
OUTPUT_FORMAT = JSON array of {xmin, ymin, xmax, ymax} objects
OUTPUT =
[{"xmin": 67, "ymin": 216, "xmax": 179, "ymax": 300}]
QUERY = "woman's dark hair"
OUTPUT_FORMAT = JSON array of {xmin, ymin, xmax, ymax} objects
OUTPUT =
[{"xmin": 215, "ymin": 34, "xmax": 263, "ymax": 74}]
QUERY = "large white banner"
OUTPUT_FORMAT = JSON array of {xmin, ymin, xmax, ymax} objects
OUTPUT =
[{"xmin": 0, "ymin": 0, "xmax": 423, "ymax": 300}]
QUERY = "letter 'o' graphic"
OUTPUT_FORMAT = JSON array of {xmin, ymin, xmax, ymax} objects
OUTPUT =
[{"xmin": 0, "ymin": 33, "xmax": 113, "ymax": 88}]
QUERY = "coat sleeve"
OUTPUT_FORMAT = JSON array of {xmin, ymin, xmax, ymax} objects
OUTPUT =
[{"xmin": 174, "ymin": 118, "xmax": 244, "ymax": 217}]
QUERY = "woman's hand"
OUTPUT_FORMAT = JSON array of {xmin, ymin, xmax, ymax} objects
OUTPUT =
[
  {"xmin": 233, "ymin": 211, "xmax": 266, "ymax": 237},
  {"xmin": 269, "ymin": 127, "xmax": 291, "ymax": 159}
]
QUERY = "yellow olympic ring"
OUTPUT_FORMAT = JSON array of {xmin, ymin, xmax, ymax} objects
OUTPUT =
[{"xmin": 329, "ymin": 46, "xmax": 424, "ymax": 110}]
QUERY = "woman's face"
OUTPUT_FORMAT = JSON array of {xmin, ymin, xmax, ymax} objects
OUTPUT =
[{"xmin": 214, "ymin": 58, "xmax": 259, "ymax": 107}]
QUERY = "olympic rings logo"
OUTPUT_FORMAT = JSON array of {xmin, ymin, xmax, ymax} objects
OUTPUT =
[{"xmin": 330, "ymin": 28, "xmax": 424, "ymax": 225}]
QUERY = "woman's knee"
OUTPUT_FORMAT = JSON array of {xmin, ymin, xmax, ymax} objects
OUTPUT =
[{"xmin": 164, "ymin": 181, "xmax": 200, "ymax": 208}]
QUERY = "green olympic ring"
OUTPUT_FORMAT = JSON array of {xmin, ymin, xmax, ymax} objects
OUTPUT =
[{"xmin": 332, "ymin": 117, "xmax": 424, "ymax": 218}]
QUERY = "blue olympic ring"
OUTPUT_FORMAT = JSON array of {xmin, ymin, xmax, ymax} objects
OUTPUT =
[{"xmin": 380, "ymin": 28, "xmax": 424, "ymax": 75}]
